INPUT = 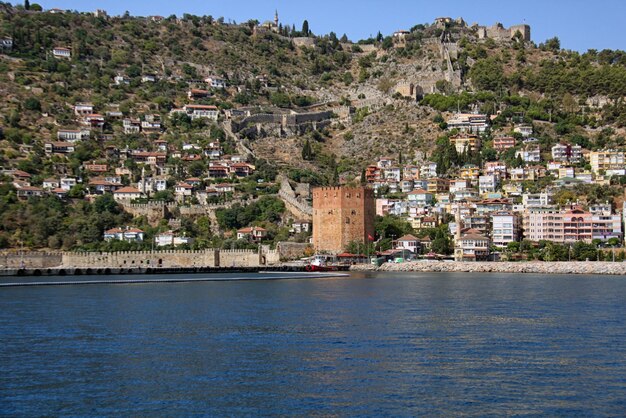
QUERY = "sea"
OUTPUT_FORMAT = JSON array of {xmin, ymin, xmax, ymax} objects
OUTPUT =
[{"xmin": 1, "ymin": 271, "xmax": 625, "ymax": 416}]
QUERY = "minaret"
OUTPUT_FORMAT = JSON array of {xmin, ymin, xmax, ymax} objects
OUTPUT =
[
  {"xmin": 274, "ymin": 10, "xmax": 279, "ymax": 27},
  {"xmin": 140, "ymin": 166, "xmax": 146, "ymax": 194},
  {"xmin": 454, "ymin": 205, "xmax": 463, "ymax": 261}
]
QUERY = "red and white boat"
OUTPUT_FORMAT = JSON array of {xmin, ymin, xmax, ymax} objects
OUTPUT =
[{"xmin": 305, "ymin": 255, "xmax": 340, "ymax": 272}]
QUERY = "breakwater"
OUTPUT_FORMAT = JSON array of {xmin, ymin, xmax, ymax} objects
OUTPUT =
[
  {"xmin": 0, "ymin": 265, "xmax": 351, "ymax": 278},
  {"xmin": 351, "ymin": 261, "xmax": 626, "ymax": 276}
]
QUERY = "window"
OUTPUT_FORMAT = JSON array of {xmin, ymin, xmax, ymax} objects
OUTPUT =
[
  {"xmin": 351, "ymin": 210, "xmax": 357, "ymax": 215},
  {"xmin": 345, "ymin": 217, "xmax": 350, "ymax": 224}
]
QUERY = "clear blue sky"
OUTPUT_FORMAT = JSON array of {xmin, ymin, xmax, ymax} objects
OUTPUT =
[{"xmin": 34, "ymin": 0, "xmax": 625, "ymax": 52}]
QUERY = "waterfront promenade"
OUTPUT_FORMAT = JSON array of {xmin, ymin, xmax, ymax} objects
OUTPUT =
[{"xmin": 352, "ymin": 261, "xmax": 626, "ymax": 275}]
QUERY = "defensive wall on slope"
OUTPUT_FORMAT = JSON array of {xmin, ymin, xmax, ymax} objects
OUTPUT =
[
  {"xmin": 119, "ymin": 201, "xmax": 247, "ymax": 225},
  {"xmin": 230, "ymin": 111, "xmax": 334, "ymax": 134}
]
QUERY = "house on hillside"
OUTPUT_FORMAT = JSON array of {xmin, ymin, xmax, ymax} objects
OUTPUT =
[
  {"xmin": 205, "ymin": 76, "xmax": 227, "ymax": 89},
  {"xmin": 52, "ymin": 47, "xmax": 71, "ymax": 59},
  {"xmin": 237, "ymin": 226, "xmax": 268, "ymax": 242},
  {"xmin": 74, "ymin": 103, "xmax": 94, "ymax": 116},
  {"xmin": 44, "ymin": 141, "xmax": 75, "ymax": 155},
  {"xmin": 1, "ymin": 37, "xmax": 13, "ymax": 50},
  {"xmin": 104, "ymin": 227, "xmax": 145, "ymax": 242},
  {"xmin": 174, "ymin": 182, "xmax": 194, "ymax": 198},
  {"xmin": 154, "ymin": 231, "xmax": 193, "ymax": 247},
  {"xmin": 16, "ymin": 185, "xmax": 44, "ymax": 199},
  {"xmin": 396, "ymin": 234, "xmax": 421, "ymax": 254},
  {"xmin": 57, "ymin": 128, "xmax": 90, "ymax": 142},
  {"xmin": 123, "ymin": 118, "xmax": 141, "ymax": 134},
  {"xmin": 113, "ymin": 186, "xmax": 144, "ymax": 202},
  {"xmin": 188, "ymin": 89, "xmax": 211, "ymax": 100},
  {"xmin": 183, "ymin": 104, "xmax": 219, "ymax": 121}
]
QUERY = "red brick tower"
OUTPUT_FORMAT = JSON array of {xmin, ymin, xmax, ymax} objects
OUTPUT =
[{"xmin": 312, "ymin": 186, "xmax": 375, "ymax": 254}]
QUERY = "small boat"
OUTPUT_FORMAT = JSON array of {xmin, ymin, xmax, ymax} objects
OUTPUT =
[{"xmin": 305, "ymin": 255, "xmax": 340, "ymax": 272}]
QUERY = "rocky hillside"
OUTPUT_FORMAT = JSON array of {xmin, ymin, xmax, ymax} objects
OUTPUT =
[{"xmin": 1, "ymin": 4, "xmax": 625, "ymax": 178}]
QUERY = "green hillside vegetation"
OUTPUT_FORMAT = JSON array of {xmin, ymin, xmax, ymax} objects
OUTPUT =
[{"xmin": 0, "ymin": 3, "xmax": 625, "ymax": 250}]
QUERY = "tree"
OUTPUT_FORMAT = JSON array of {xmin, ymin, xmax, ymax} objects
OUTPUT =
[
  {"xmin": 431, "ymin": 236, "xmax": 451, "ymax": 255},
  {"xmin": 381, "ymin": 36, "xmax": 393, "ymax": 50},
  {"xmin": 469, "ymin": 57, "xmax": 504, "ymax": 91},
  {"xmin": 24, "ymin": 0, "xmax": 30, "ymax": 10},
  {"xmin": 301, "ymin": 20, "xmax": 309, "ymax": 36},
  {"xmin": 24, "ymin": 97, "xmax": 41, "ymax": 112},
  {"xmin": 94, "ymin": 194, "xmax": 121, "ymax": 215},
  {"xmin": 543, "ymin": 37, "xmax": 561, "ymax": 52},
  {"xmin": 301, "ymin": 138, "xmax": 313, "ymax": 160}
]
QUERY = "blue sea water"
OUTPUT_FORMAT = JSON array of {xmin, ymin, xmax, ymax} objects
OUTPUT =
[{"xmin": 1, "ymin": 272, "xmax": 626, "ymax": 416}]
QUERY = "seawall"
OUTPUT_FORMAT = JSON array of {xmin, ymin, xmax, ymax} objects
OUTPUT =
[{"xmin": 351, "ymin": 261, "xmax": 626, "ymax": 276}]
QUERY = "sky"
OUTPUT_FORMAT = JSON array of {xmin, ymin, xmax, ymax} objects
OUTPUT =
[{"xmin": 33, "ymin": 0, "xmax": 625, "ymax": 52}]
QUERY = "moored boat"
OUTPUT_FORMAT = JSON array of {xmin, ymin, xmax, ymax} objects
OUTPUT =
[{"xmin": 305, "ymin": 254, "xmax": 340, "ymax": 272}]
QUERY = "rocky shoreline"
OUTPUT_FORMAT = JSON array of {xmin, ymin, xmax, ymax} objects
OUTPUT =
[{"xmin": 350, "ymin": 261, "xmax": 626, "ymax": 276}]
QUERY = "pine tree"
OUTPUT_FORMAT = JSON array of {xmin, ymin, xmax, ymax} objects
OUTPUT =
[
  {"xmin": 302, "ymin": 20, "xmax": 309, "ymax": 36},
  {"xmin": 301, "ymin": 139, "xmax": 312, "ymax": 160},
  {"xmin": 24, "ymin": 0, "xmax": 30, "ymax": 10}
]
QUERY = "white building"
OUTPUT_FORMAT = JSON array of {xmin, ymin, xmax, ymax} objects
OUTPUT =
[
  {"xmin": 182, "ymin": 105, "xmax": 219, "ymax": 121},
  {"xmin": 104, "ymin": 227, "xmax": 144, "ymax": 242},
  {"xmin": 516, "ymin": 146, "xmax": 541, "ymax": 163},
  {"xmin": 114, "ymin": 75, "xmax": 130, "ymax": 85},
  {"xmin": 491, "ymin": 211, "xmax": 520, "ymax": 247},
  {"xmin": 446, "ymin": 113, "xmax": 489, "ymax": 133},
  {"xmin": 154, "ymin": 231, "xmax": 194, "ymax": 247},
  {"xmin": 123, "ymin": 118, "xmax": 141, "ymax": 134},
  {"xmin": 522, "ymin": 193, "xmax": 552, "ymax": 207},
  {"xmin": 205, "ymin": 76, "xmax": 227, "ymax": 89},
  {"xmin": 407, "ymin": 189, "xmax": 433, "ymax": 205},
  {"xmin": 514, "ymin": 124, "xmax": 533, "ymax": 137},
  {"xmin": 396, "ymin": 234, "xmax": 420, "ymax": 254},
  {"xmin": 60, "ymin": 177, "xmax": 77, "ymax": 191},
  {"xmin": 479, "ymin": 175, "xmax": 499, "ymax": 194},
  {"xmin": 0, "ymin": 37, "xmax": 13, "ymax": 50},
  {"xmin": 552, "ymin": 143, "xmax": 582, "ymax": 163},
  {"xmin": 420, "ymin": 161, "xmax": 438, "ymax": 179},
  {"xmin": 52, "ymin": 47, "xmax": 71, "ymax": 59},
  {"xmin": 113, "ymin": 186, "xmax": 144, "ymax": 201},
  {"xmin": 57, "ymin": 129, "xmax": 90, "ymax": 142},
  {"xmin": 74, "ymin": 103, "xmax": 94, "ymax": 116}
]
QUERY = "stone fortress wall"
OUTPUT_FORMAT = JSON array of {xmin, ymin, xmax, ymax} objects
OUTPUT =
[
  {"xmin": 61, "ymin": 247, "xmax": 280, "ymax": 268},
  {"xmin": 0, "ymin": 252, "xmax": 63, "ymax": 268},
  {"xmin": 477, "ymin": 23, "xmax": 531, "ymax": 42}
]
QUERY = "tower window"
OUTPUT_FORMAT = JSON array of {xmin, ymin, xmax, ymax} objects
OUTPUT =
[
  {"xmin": 351, "ymin": 210, "xmax": 357, "ymax": 215},
  {"xmin": 345, "ymin": 217, "xmax": 350, "ymax": 224}
]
